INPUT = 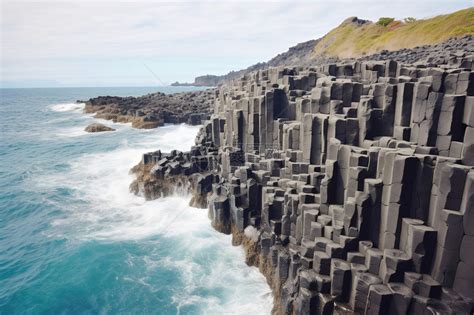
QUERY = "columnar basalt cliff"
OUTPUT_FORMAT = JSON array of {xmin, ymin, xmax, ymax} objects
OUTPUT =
[
  {"xmin": 83, "ymin": 89, "xmax": 216, "ymax": 128},
  {"xmin": 131, "ymin": 40, "xmax": 474, "ymax": 314}
]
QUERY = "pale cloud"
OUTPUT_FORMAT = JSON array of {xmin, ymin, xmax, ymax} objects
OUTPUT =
[{"xmin": 1, "ymin": 0, "xmax": 472, "ymax": 87}]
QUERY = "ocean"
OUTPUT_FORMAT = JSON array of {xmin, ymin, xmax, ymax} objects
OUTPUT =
[{"xmin": 0, "ymin": 87, "xmax": 272, "ymax": 314}]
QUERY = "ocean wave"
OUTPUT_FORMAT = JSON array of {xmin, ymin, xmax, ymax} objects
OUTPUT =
[
  {"xmin": 49, "ymin": 102, "xmax": 85, "ymax": 112},
  {"xmin": 32, "ymin": 123, "xmax": 272, "ymax": 314},
  {"xmin": 45, "ymin": 149, "xmax": 202, "ymax": 241},
  {"xmin": 54, "ymin": 126, "xmax": 89, "ymax": 138},
  {"xmin": 140, "ymin": 124, "xmax": 202, "ymax": 152},
  {"xmin": 33, "ymin": 124, "xmax": 202, "ymax": 238}
]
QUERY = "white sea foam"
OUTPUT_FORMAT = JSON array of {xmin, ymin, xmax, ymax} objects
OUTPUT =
[
  {"xmin": 35, "ymin": 123, "xmax": 273, "ymax": 313},
  {"xmin": 244, "ymin": 225, "xmax": 259, "ymax": 242},
  {"xmin": 147, "ymin": 123, "xmax": 202, "ymax": 152},
  {"xmin": 35, "ymin": 124, "xmax": 201, "ymax": 239},
  {"xmin": 54, "ymin": 126, "xmax": 89, "ymax": 138},
  {"xmin": 50, "ymin": 102, "xmax": 85, "ymax": 112}
]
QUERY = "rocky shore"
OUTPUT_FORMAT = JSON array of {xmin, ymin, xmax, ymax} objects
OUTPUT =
[
  {"xmin": 82, "ymin": 89, "xmax": 216, "ymax": 128},
  {"xmin": 129, "ymin": 36, "xmax": 474, "ymax": 314}
]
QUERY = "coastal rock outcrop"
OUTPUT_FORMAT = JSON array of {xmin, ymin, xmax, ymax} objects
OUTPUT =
[
  {"xmin": 83, "ymin": 89, "xmax": 216, "ymax": 129},
  {"xmin": 129, "ymin": 144, "xmax": 216, "ymax": 209},
  {"xmin": 84, "ymin": 123, "xmax": 115, "ymax": 132},
  {"xmin": 132, "ymin": 38, "xmax": 474, "ymax": 314}
]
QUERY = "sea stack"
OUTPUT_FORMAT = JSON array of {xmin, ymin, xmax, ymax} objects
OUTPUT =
[{"xmin": 131, "ymin": 38, "xmax": 474, "ymax": 314}]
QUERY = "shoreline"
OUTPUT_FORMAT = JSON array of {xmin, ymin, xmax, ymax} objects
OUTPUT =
[
  {"xmin": 82, "ymin": 88, "xmax": 216, "ymax": 129},
  {"xmin": 125, "ymin": 130, "xmax": 277, "ymax": 311},
  {"xmin": 126, "ymin": 39, "xmax": 474, "ymax": 314},
  {"xmin": 128, "ymin": 153, "xmax": 281, "ymax": 312}
]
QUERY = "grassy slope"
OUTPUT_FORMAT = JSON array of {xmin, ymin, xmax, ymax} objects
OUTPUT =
[{"xmin": 313, "ymin": 8, "xmax": 474, "ymax": 58}]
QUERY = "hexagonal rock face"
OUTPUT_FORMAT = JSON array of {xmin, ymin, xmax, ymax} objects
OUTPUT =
[
  {"xmin": 84, "ymin": 123, "xmax": 115, "ymax": 133},
  {"xmin": 131, "ymin": 37, "xmax": 474, "ymax": 314}
]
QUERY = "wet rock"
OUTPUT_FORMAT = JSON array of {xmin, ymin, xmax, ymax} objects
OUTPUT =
[
  {"xmin": 84, "ymin": 123, "xmax": 115, "ymax": 132},
  {"xmin": 83, "ymin": 89, "xmax": 215, "ymax": 129}
]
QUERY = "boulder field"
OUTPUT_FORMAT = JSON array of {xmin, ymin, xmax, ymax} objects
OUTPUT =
[{"xmin": 130, "ymin": 39, "xmax": 474, "ymax": 314}]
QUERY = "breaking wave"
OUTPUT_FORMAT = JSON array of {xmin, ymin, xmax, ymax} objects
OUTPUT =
[
  {"xmin": 50, "ymin": 102, "xmax": 85, "ymax": 112},
  {"xmin": 33, "ymin": 120, "xmax": 273, "ymax": 313}
]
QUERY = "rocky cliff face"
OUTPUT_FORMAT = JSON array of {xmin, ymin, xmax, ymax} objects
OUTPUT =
[{"xmin": 132, "ymin": 41, "xmax": 474, "ymax": 314}]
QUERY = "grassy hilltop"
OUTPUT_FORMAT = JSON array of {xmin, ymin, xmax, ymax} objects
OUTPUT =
[{"xmin": 313, "ymin": 7, "xmax": 474, "ymax": 58}]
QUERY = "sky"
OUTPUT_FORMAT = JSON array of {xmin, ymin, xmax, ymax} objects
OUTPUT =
[{"xmin": 1, "ymin": 0, "xmax": 472, "ymax": 88}]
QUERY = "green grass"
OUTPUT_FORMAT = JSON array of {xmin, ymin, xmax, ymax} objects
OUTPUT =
[{"xmin": 313, "ymin": 8, "xmax": 474, "ymax": 58}]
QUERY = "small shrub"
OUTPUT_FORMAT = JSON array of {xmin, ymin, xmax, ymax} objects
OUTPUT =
[{"xmin": 377, "ymin": 17, "xmax": 395, "ymax": 27}]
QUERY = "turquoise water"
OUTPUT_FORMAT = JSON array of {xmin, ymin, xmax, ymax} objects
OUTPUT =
[{"xmin": 0, "ymin": 87, "xmax": 272, "ymax": 314}]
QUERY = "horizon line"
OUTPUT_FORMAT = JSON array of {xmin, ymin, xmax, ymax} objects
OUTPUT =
[{"xmin": 0, "ymin": 85, "xmax": 215, "ymax": 89}]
